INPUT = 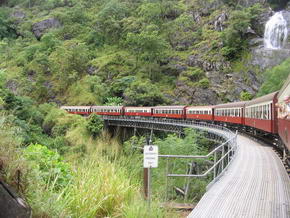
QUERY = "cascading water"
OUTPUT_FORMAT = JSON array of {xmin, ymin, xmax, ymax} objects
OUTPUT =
[{"xmin": 264, "ymin": 11, "xmax": 288, "ymax": 49}]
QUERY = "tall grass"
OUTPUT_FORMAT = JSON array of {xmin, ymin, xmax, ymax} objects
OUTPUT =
[
  {"xmin": 65, "ymin": 158, "xmax": 137, "ymax": 217},
  {"xmin": 0, "ymin": 111, "xmax": 169, "ymax": 217}
]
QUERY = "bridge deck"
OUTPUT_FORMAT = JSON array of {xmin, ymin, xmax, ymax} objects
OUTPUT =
[{"xmin": 188, "ymin": 134, "xmax": 290, "ymax": 218}]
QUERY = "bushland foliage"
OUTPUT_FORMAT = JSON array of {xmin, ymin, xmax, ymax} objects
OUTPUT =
[{"xmin": 0, "ymin": 0, "xmax": 266, "ymax": 106}]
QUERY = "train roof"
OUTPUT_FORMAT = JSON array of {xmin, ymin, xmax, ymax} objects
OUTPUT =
[
  {"xmin": 125, "ymin": 106, "xmax": 153, "ymax": 109},
  {"xmin": 153, "ymin": 106, "xmax": 186, "ymax": 109},
  {"xmin": 61, "ymin": 106, "xmax": 91, "ymax": 109},
  {"xmin": 278, "ymin": 74, "xmax": 290, "ymax": 99},
  {"xmin": 91, "ymin": 106, "xmax": 123, "ymax": 109},
  {"xmin": 186, "ymin": 105, "xmax": 215, "ymax": 109},
  {"xmin": 214, "ymin": 101, "xmax": 247, "ymax": 109},
  {"xmin": 245, "ymin": 92, "xmax": 278, "ymax": 106}
]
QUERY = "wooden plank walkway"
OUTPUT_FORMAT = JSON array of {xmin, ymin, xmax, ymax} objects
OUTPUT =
[{"xmin": 188, "ymin": 134, "xmax": 290, "ymax": 218}]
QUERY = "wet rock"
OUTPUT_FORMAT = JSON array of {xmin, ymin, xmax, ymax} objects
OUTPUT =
[
  {"xmin": 32, "ymin": 18, "xmax": 61, "ymax": 40},
  {"xmin": 249, "ymin": 38, "xmax": 264, "ymax": 47},
  {"xmin": 281, "ymin": 10, "xmax": 290, "ymax": 36},
  {"xmin": 251, "ymin": 47, "xmax": 290, "ymax": 70}
]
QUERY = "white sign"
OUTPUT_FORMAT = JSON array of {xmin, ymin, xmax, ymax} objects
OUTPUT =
[{"xmin": 143, "ymin": 145, "xmax": 158, "ymax": 168}]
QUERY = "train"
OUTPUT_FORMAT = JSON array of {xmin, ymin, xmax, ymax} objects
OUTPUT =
[{"xmin": 61, "ymin": 75, "xmax": 290, "ymax": 161}]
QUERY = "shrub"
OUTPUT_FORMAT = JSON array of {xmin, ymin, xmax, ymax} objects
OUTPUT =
[
  {"xmin": 24, "ymin": 144, "xmax": 71, "ymax": 189},
  {"xmin": 240, "ymin": 91, "xmax": 253, "ymax": 101},
  {"xmin": 86, "ymin": 114, "xmax": 103, "ymax": 137},
  {"xmin": 198, "ymin": 78, "xmax": 210, "ymax": 88}
]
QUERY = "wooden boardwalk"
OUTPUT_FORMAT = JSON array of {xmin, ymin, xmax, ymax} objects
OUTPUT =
[{"xmin": 188, "ymin": 134, "xmax": 290, "ymax": 218}]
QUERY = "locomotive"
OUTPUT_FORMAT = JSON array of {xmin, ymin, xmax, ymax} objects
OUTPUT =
[{"xmin": 61, "ymin": 76, "xmax": 290, "ymax": 161}]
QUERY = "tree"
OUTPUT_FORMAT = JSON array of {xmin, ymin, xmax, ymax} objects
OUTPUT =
[
  {"xmin": 86, "ymin": 114, "xmax": 103, "ymax": 137},
  {"xmin": 137, "ymin": 2, "xmax": 162, "ymax": 24},
  {"xmin": 125, "ymin": 25, "xmax": 169, "ymax": 78},
  {"xmin": 95, "ymin": 0, "xmax": 129, "ymax": 42},
  {"xmin": 0, "ymin": 8, "xmax": 16, "ymax": 39},
  {"xmin": 124, "ymin": 79, "xmax": 166, "ymax": 106},
  {"xmin": 221, "ymin": 5, "xmax": 263, "ymax": 60},
  {"xmin": 49, "ymin": 40, "xmax": 90, "ymax": 92},
  {"xmin": 221, "ymin": 10, "xmax": 250, "ymax": 60}
]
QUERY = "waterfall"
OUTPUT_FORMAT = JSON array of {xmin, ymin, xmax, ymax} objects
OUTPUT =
[{"xmin": 264, "ymin": 11, "xmax": 288, "ymax": 49}]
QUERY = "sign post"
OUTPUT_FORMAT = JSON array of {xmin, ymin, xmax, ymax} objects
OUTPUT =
[{"xmin": 143, "ymin": 145, "xmax": 158, "ymax": 207}]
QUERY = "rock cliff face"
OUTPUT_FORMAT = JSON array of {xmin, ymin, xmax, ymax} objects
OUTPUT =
[{"xmin": 32, "ymin": 18, "xmax": 61, "ymax": 39}]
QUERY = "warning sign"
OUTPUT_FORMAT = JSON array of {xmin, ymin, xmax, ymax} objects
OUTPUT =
[{"xmin": 143, "ymin": 145, "xmax": 158, "ymax": 168}]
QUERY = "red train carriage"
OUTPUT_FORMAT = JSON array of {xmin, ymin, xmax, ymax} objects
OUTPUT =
[
  {"xmin": 60, "ymin": 106, "xmax": 92, "ymax": 115},
  {"xmin": 153, "ymin": 106, "xmax": 186, "ymax": 119},
  {"xmin": 186, "ymin": 106, "xmax": 214, "ymax": 121},
  {"xmin": 91, "ymin": 106, "xmax": 124, "ymax": 116},
  {"xmin": 245, "ymin": 92, "xmax": 278, "ymax": 134},
  {"xmin": 214, "ymin": 102, "xmax": 246, "ymax": 125},
  {"xmin": 277, "ymin": 75, "xmax": 290, "ymax": 151},
  {"xmin": 124, "ymin": 107, "xmax": 153, "ymax": 117}
]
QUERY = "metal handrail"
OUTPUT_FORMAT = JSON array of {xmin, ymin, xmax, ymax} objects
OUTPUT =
[
  {"xmin": 158, "ymin": 135, "xmax": 235, "ymax": 159},
  {"xmin": 102, "ymin": 115, "xmax": 238, "ymax": 186},
  {"xmin": 166, "ymin": 136, "xmax": 237, "ymax": 178}
]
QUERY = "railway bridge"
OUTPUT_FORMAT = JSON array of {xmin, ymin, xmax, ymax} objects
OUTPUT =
[{"xmin": 103, "ymin": 116, "xmax": 290, "ymax": 218}]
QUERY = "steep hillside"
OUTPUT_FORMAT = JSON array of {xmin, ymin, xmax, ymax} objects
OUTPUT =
[{"xmin": 0, "ymin": 0, "xmax": 289, "ymax": 106}]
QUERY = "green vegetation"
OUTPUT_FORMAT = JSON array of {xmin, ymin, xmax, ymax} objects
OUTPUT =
[
  {"xmin": 0, "ymin": 82, "xmax": 213, "ymax": 216},
  {"xmin": 258, "ymin": 58, "xmax": 290, "ymax": 96},
  {"xmin": 0, "ymin": 0, "xmax": 267, "ymax": 106},
  {"xmin": 240, "ymin": 91, "xmax": 253, "ymax": 101},
  {"xmin": 0, "ymin": 91, "xmax": 170, "ymax": 217},
  {"xmin": 124, "ymin": 129, "xmax": 214, "ymax": 202},
  {"xmin": 221, "ymin": 4, "xmax": 264, "ymax": 60}
]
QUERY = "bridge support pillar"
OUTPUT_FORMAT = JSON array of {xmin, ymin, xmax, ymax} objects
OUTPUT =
[{"xmin": 149, "ymin": 129, "xmax": 153, "ymax": 144}]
